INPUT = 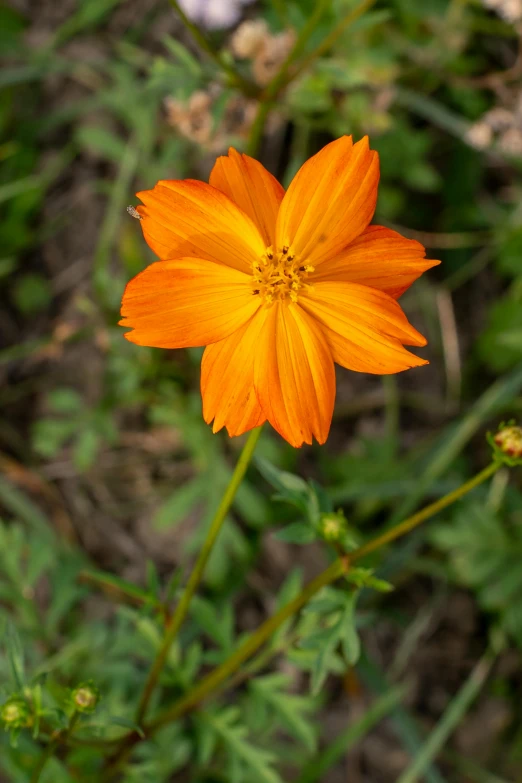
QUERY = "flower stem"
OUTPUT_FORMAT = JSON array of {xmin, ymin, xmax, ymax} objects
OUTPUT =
[
  {"xmin": 245, "ymin": 0, "xmax": 330, "ymax": 157},
  {"xmin": 135, "ymin": 425, "xmax": 263, "ymax": 726},
  {"xmin": 31, "ymin": 740, "xmax": 59, "ymax": 783},
  {"xmin": 246, "ymin": 0, "xmax": 376, "ymax": 157},
  {"xmin": 100, "ymin": 460, "xmax": 502, "ymax": 780},
  {"xmin": 268, "ymin": 0, "xmax": 332, "ymax": 94},
  {"xmin": 146, "ymin": 557, "xmax": 348, "ymax": 732},
  {"xmin": 286, "ymin": 0, "xmax": 377, "ymax": 86},
  {"xmin": 349, "ymin": 461, "xmax": 500, "ymax": 562},
  {"xmin": 166, "ymin": 0, "xmax": 258, "ymax": 96},
  {"xmin": 31, "ymin": 714, "xmax": 78, "ymax": 783},
  {"xmin": 246, "ymin": 100, "xmax": 273, "ymax": 157},
  {"xmin": 146, "ymin": 460, "xmax": 500, "ymax": 734}
]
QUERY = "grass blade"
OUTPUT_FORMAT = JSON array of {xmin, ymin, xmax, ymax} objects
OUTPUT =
[
  {"xmin": 297, "ymin": 686, "xmax": 406, "ymax": 783},
  {"xmin": 397, "ymin": 646, "xmax": 496, "ymax": 783}
]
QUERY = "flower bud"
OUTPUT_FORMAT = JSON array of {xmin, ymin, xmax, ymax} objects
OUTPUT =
[
  {"xmin": 319, "ymin": 511, "xmax": 347, "ymax": 543},
  {"xmin": 1, "ymin": 698, "xmax": 31, "ymax": 729},
  {"xmin": 494, "ymin": 424, "xmax": 522, "ymax": 459},
  {"xmin": 71, "ymin": 682, "xmax": 100, "ymax": 714}
]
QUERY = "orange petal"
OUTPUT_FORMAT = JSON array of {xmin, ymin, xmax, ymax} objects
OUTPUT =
[
  {"xmin": 136, "ymin": 179, "xmax": 265, "ymax": 274},
  {"xmin": 209, "ymin": 148, "xmax": 285, "ymax": 247},
  {"xmin": 201, "ymin": 315, "xmax": 266, "ymax": 437},
  {"xmin": 120, "ymin": 258, "xmax": 259, "ymax": 348},
  {"xmin": 313, "ymin": 225, "xmax": 440, "ymax": 298},
  {"xmin": 300, "ymin": 282, "xmax": 428, "ymax": 375},
  {"xmin": 253, "ymin": 303, "xmax": 335, "ymax": 447},
  {"xmin": 275, "ymin": 136, "xmax": 379, "ymax": 267}
]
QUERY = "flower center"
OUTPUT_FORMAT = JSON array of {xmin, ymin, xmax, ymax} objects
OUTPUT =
[{"xmin": 252, "ymin": 245, "xmax": 314, "ymax": 305}]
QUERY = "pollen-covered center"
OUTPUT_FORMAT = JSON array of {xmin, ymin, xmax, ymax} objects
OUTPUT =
[{"xmin": 252, "ymin": 245, "xmax": 314, "ymax": 305}]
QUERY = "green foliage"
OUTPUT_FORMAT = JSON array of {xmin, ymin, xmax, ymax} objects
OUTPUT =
[
  {"xmin": 258, "ymin": 458, "xmax": 360, "ymax": 551},
  {"xmin": 196, "ymin": 706, "xmax": 283, "ymax": 783},
  {"xmin": 2, "ymin": 0, "xmax": 522, "ymax": 781},
  {"xmin": 248, "ymin": 674, "xmax": 317, "ymax": 752},
  {"xmin": 292, "ymin": 587, "xmax": 362, "ymax": 694},
  {"xmin": 431, "ymin": 499, "xmax": 522, "ymax": 646}
]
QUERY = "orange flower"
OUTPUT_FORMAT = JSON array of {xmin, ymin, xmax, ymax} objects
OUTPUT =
[{"xmin": 121, "ymin": 136, "xmax": 439, "ymax": 447}]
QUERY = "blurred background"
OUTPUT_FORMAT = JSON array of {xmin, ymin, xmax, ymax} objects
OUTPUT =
[{"xmin": 2, "ymin": 0, "xmax": 522, "ymax": 781}]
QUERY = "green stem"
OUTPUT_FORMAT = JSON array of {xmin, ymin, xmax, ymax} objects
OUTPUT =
[
  {"xmin": 397, "ymin": 644, "xmax": 496, "ymax": 783},
  {"xmin": 246, "ymin": 100, "xmax": 273, "ymax": 157},
  {"xmin": 245, "ymin": 0, "xmax": 331, "ymax": 156},
  {"xmin": 246, "ymin": 0, "xmax": 376, "ymax": 157},
  {"xmin": 147, "ymin": 460, "xmax": 500, "ymax": 734},
  {"xmin": 167, "ymin": 0, "xmax": 257, "ymax": 95},
  {"xmin": 285, "ymin": 0, "xmax": 377, "ymax": 87},
  {"xmin": 78, "ymin": 570, "xmax": 169, "ymax": 618},
  {"xmin": 31, "ymin": 740, "xmax": 59, "ymax": 783},
  {"xmin": 31, "ymin": 714, "xmax": 78, "ymax": 783},
  {"xmin": 349, "ymin": 461, "xmax": 500, "ymax": 562},
  {"xmin": 100, "ymin": 459, "xmax": 502, "ymax": 777},
  {"xmin": 146, "ymin": 558, "xmax": 347, "ymax": 732},
  {"xmin": 135, "ymin": 425, "xmax": 263, "ymax": 725},
  {"xmin": 270, "ymin": 0, "xmax": 289, "ymax": 25}
]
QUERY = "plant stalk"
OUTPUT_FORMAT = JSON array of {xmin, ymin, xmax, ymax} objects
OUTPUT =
[
  {"xmin": 147, "ymin": 460, "xmax": 500, "ymax": 733},
  {"xmin": 350, "ymin": 461, "xmax": 500, "ymax": 562},
  {"xmin": 135, "ymin": 425, "xmax": 263, "ymax": 725},
  {"xmin": 167, "ymin": 0, "xmax": 258, "ymax": 95},
  {"xmin": 246, "ymin": 0, "xmax": 376, "ymax": 157},
  {"xmin": 146, "ymin": 557, "xmax": 348, "ymax": 732},
  {"xmin": 31, "ymin": 713, "xmax": 78, "ymax": 783},
  {"xmin": 99, "ymin": 459, "xmax": 502, "ymax": 778},
  {"xmin": 287, "ymin": 0, "xmax": 377, "ymax": 86}
]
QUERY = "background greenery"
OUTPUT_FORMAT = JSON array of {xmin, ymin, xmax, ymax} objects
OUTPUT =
[{"xmin": 1, "ymin": 0, "xmax": 522, "ymax": 780}]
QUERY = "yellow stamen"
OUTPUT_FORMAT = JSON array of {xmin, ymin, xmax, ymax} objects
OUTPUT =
[{"xmin": 252, "ymin": 245, "xmax": 314, "ymax": 305}]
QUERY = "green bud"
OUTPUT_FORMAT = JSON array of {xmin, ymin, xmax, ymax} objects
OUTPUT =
[
  {"xmin": 488, "ymin": 421, "xmax": 522, "ymax": 467},
  {"xmin": 0, "ymin": 698, "xmax": 31, "ymax": 729},
  {"xmin": 494, "ymin": 424, "xmax": 522, "ymax": 459},
  {"xmin": 71, "ymin": 682, "xmax": 100, "ymax": 714},
  {"xmin": 319, "ymin": 511, "xmax": 347, "ymax": 543}
]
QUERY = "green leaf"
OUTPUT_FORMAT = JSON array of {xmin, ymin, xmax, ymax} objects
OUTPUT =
[
  {"xmin": 190, "ymin": 597, "xmax": 234, "ymax": 653},
  {"xmin": 346, "ymin": 567, "xmax": 394, "ymax": 593},
  {"xmin": 81, "ymin": 569, "xmax": 161, "ymax": 608},
  {"xmin": 256, "ymin": 457, "xmax": 309, "ymax": 497},
  {"xmin": 298, "ymin": 588, "xmax": 361, "ymax": 694},
  {"xmin": 4, "ymin": 621, "xmax": 25, "ymax": 690},
  {"xmin": 162, "ymin": 36, "xmax": 202, "ymax": 76},
  {"xmin": 478, "ymin": 299, "xmax": 522, "ymax": 372},
  {"xmin": 12, "ymin": 273, "xmax": 52, "ymax": 315},
  {"xmin": 431, "ymin": 501, "xmax": 522, "ymax": 646},
  {"xmin": 202, "ymin": 706, "xmax": 283, "ymax": 783},
  {"xmin": 153, "ymin": 477, "xmax": 206, "ymax": 529},
  {"xmin": 47, "ymin": 388, "xmax": 83, "ymax": 414},
  {"xmin": 273, "ymin": 522, "xmax": 317, "ymax": 544},
  {"xmin": 250, "ymin": 673, "xmax": 317, "ymax": 752},
  {"xmin": 341, "ymin": 592, "xmax": 360, "ymax": 666},
  {"xmin": 76, "ymin": 125, "xmax": 127, "ymax": 163},
  {"xmin": 32, "ymin": 418, "xmax": 78, "ymax": 458},
  {"xmin": 105, "ymin": 715, "xmax": 145, "ymax": 738},
  {"xmin": 297, "ymin": 687, "xmax": 405, "ymax": 783},
  {"xmin": 73, "ymin": 428, "xmax": 100, "ymax": 471}
]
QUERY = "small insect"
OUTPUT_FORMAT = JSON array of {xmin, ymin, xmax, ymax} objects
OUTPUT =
[{"xmin": 127, "ymin": 205, "xmax": 142, "ymax": 220}]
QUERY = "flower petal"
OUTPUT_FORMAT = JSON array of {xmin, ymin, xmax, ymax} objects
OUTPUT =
[
  {"xmin": 253, "ymin": 302, "xmax": 335, "ymax": 447},
  {"xmin": 275, "ymin": 136, "xmax": 379, "ymax": 267},
  {"xmin": 300, "ymin": 282, "xmax": 428, "ymax": 375},
  {"xmin": 136, "ymin": 179, "xmax": 265, "ymax": 273},
  {"xmin": 120, "ymin": 258, "xmax": 259, "ymax": 348},
  {"xmin": 312, "ymin": 225, "xmax": 440, "ymax": 298},
  {"xmin": 209, "ymin": 147, "xmax": 285, "ymax": 247},
  {"xmin": 201, "ymin": 315, "xmax": 266, "ymax": 437}
]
